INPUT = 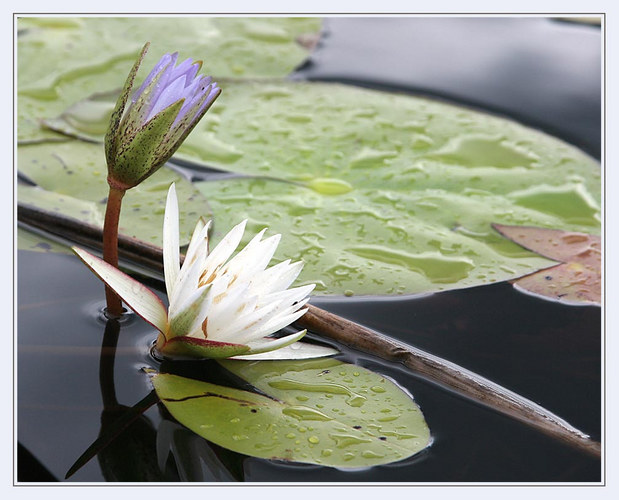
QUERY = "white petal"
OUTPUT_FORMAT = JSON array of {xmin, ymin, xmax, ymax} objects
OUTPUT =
[
  {"xmin": 204, "ymin": 282, "xmax": 251, "ymax": 339},
  {"xmin": 169, "ymin": 224, "xmax": 209, "ymax": 316},
  {"xmin": 185, "ymin": 274, "xmax": 230, "ymax": 338},
  {"xmin": 199, "ymin": 220, "xmax": 247, "ymax": 285},
  {"xmin": 256, "ymin": 284, "xmax": 315, "ymax": 309},
  {"xmin": 163, "ymin": 183, "xmax": 180, "ymax": 298},
  {"xmin": 73, "ymin": 247, "xmax": 168, "ymax": 333},
  {"xmin": 243, "ymin": 329, "xmax": 307, "ymax": 355},
  {"xmin": 249, "ymin": 260, "xmax": 304, "ymax": 297},
  {"xmin": 214, "ymin": 297, "xmax": 284, "ymax": 343},
  {"xmin": 247, "ymin": 305, "xmax": 310, "ymax": 341},
  {"xmin": 222, "ymin": 232, "xmax": 280, "ymax": 282},
  {"xmin": 231, "ymin": 342, "xmax": 338, "ymax": 360},
  {"xmin": 184, "ymin": 218, "xmax": 209, "ymax": 266}
]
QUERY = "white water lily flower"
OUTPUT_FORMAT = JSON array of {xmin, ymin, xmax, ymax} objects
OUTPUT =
[{"xmin": 73, "ymin": 184, "xmax": 337, "ymax": 360}]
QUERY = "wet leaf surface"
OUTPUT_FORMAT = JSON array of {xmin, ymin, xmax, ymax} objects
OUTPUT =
[
  {"xmin": 185, "ymin": 82, "xmax": 599, "ymax": 296},
  {"xmin": 493, "ymin": 224, "xmax": 601, "ymax": 305},
  {"xmin": 29, "ymin": 79, "xmax": 601, "ymax": 296},
  {"xmin": 152, "ymin": 358, "xmax": 430, "ymax": 468},
  {"xmin": 18, "ymin": 140, "xmax": 210, "ymax": 247},
  {"xmin": 17, "ymin": 226, "xmax": 73, "ymax": 255},
  {"xmin": 17, "ymin": 17, "xmax": 321, "ymax": 143}
]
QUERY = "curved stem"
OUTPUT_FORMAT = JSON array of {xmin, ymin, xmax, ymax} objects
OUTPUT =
[{"xmin": 102, "ymin": 186, "xmax": 126, "ymax": 316}]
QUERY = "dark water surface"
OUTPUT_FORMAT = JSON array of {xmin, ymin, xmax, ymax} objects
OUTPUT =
[
  {"xmin": 17, "ymin": 17, "xmax": 602, "ymax": 482},
  {"xmin": 18, "ymin": 251, "xmax": 601, "ymax": 482}
]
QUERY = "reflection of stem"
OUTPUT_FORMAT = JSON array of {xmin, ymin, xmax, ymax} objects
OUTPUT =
[
  {"xmin": 99, "ymin": 318, "xmax": 121, "ymax": 411},
  {"xmin": 102, "ymin": 186, "xmax": 125, "ymax": 316},
  {"xmin": 17, "ymin": 206, "xmax": 602, "ymax": 459}
]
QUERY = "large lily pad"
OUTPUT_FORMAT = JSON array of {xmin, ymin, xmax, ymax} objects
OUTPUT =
[
  {"xmin": 152, "ymin": 358, "xmax": 430, "ymax": 468},
  {"xmin": 183, "ymin": 81, "xmax": 599, "ymax": 295},
  {"xmin": 32, "ymin": 80, "xmax": 600, "ymax": 296},
  {"xmin": 18, "ymin": 140, "xmax": 210, "ymax": 246},
  {"xmin": 17, "ymin": 17, "xmax": 321, "ymax": 143}
]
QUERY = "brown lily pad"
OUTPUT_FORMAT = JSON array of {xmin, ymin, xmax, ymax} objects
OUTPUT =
[{"xmin": 492, "ymin": 224, "xmax": 601, "ymax": 305}]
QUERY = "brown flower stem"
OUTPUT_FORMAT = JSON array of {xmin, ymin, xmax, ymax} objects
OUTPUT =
[{"xmin": 102, "ymin": 186, "xmax": 126, "ymax": 316}]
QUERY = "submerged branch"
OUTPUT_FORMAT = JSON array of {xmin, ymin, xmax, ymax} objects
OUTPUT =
[{"xmin": 17, "ymin": 203, "xmax": 601, "ymax": 458}]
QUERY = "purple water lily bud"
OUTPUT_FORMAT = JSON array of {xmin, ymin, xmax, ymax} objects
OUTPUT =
[{"xmin": 105, "ymin": 42, "xmax": 221, "ymax": 191}]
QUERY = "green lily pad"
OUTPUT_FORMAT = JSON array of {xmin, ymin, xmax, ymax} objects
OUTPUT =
[
  {"xmin": 195, "ymin": 177, "xmax": 560, "ymax": 295},
  {"xmin": 17, "ymin": 17, "xmax": 321, "ymax": 143},
  {"xmin": 176, "ymin": 81, "xmax": 600, "ymax": 207},
  {"xmin": 35, "ymin": 80, "xmax": 600, "ymax": 296},
  {"xmin": 181, "ymin": 81, "xmax": 598, "ymax": 295},
  {"xmin": 152, "ymin": 358, "xmax": 430, "ymax": 468},
  {"xmin": 17, "ymin": 226, "xmax": 73, "ymax": 255},
  {"xmin": 18, "ymin": 140, "xmax": 210, "ymax": 246}
]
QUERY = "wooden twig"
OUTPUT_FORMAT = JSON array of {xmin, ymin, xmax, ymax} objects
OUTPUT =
[
  {"xmin": 297, "ymin": 306, "xmax": 601, "ymax": 458},
  {"xmin": 17, "ymin": 202, "xmax": 601, "ymax": 458}
]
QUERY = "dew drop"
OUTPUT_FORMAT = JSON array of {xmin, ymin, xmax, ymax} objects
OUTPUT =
[{"xmin": 362, "ymin": 450, "xmax": 385, "ymax": 459}]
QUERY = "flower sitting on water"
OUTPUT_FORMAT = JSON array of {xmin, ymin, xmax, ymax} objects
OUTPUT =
[
  {"xmin": 105, "ymin": 42, "xmax": 221, "ymax": 191},
  {"xmin": 73, "ymin": 184, "xmax": 337, "ymax": 360}
]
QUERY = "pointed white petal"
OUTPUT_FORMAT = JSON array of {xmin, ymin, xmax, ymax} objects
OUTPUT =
[
  {"xmin": 183, "ymin": 218, "xmax": 210, "ymax": 270},
  {"xmin": 214, "ymin": 297, "xmax": 283, "ymax": 343},
  {"xmin": 256, "ymin": 284, "xmax": 315, "ymax": 309},
  {"xmin": 73, "ymin": 247, "xmax": 168, "ymax": 333},
  {"xmin": 249, "ymin": 260, "xmax": 304, "ymax": 297},
  {"xmin": 184, "ymin": 274, "xmax": 230, "ymax": 338},
  {"xmin": 222, "ymin": 232, "xmax": 280, "ymax": 282},
  {"xmin": 231, "ymin": 342, "xmax": 338, "ymax": 360},
  {"xmin": 199, "ymin": 220, "xmax": 247, "ymax": 285},
  {"xmin": 243, "ymin": 329, "xmax": 307, "ymax": 355},
  {"xmin": 204, "ymin": 282, "xmax": 251, "ymax": 339},
  {"xmin": 169, "ymin": 225, "xmax": 209, "ymax": 316},
  {"xmin": 247, "ymin": 305, "xmax": 310, "ymax": 341},
  {"xmin": 163, "ymin": 183, "xmax": 180, "ymax": 298}
]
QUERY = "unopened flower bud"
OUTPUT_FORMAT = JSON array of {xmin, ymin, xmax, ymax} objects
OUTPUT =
[{"xmin": 105, "ymin": 42, "xmax": 220, "ymax": 191}]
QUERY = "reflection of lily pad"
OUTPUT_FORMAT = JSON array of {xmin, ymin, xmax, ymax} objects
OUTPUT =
[
  {"xmin": 18, "ymin": 140, "xmax": 210, "ymax": 246},
  {"xmin": 17, "ymin": 17, "xmax": 321, "ymax": 142},
  {"xmin": 152, "ymin": 358, "xmax": 430, "ymax": 468},
  {"xmin": 17, "ymin": 227, "xmax": 72, "ymax": 255},
  {"xmin": 493, "ymin": 224, "xmax": 601, "ymax": 305}
]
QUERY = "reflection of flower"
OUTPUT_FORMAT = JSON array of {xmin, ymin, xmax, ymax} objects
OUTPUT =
[
  {"xmin": 74, "ymin": 184, "xmax": 336, "ymax": 360},
  {"xmin": 105, "ymin": 43, "xmax": 221, "ymax": 191}
]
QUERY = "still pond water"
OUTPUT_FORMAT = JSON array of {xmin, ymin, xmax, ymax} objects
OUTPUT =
[{"xmin": 17, "ymin": 17, "xmax": 602, "ymax": 482}]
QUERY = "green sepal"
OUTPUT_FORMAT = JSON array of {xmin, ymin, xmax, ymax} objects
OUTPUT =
[
  {"xmin": 104, "ymin": 42, "xmax": 149, "ymax": 169},
  {"xmin": 110, "ymin": 99, "xmax": 184, "ymax": 188},
  {"xmin": 166, "ymin": 86, "xmax": 222, "ymax": 153},
  {"xmin": 116, "ymin": 58, "xmax": 174, "ymax": 144},
  {"xmin": 160, "ymin": 336, "xmax": 251, "ymax": 359}
]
